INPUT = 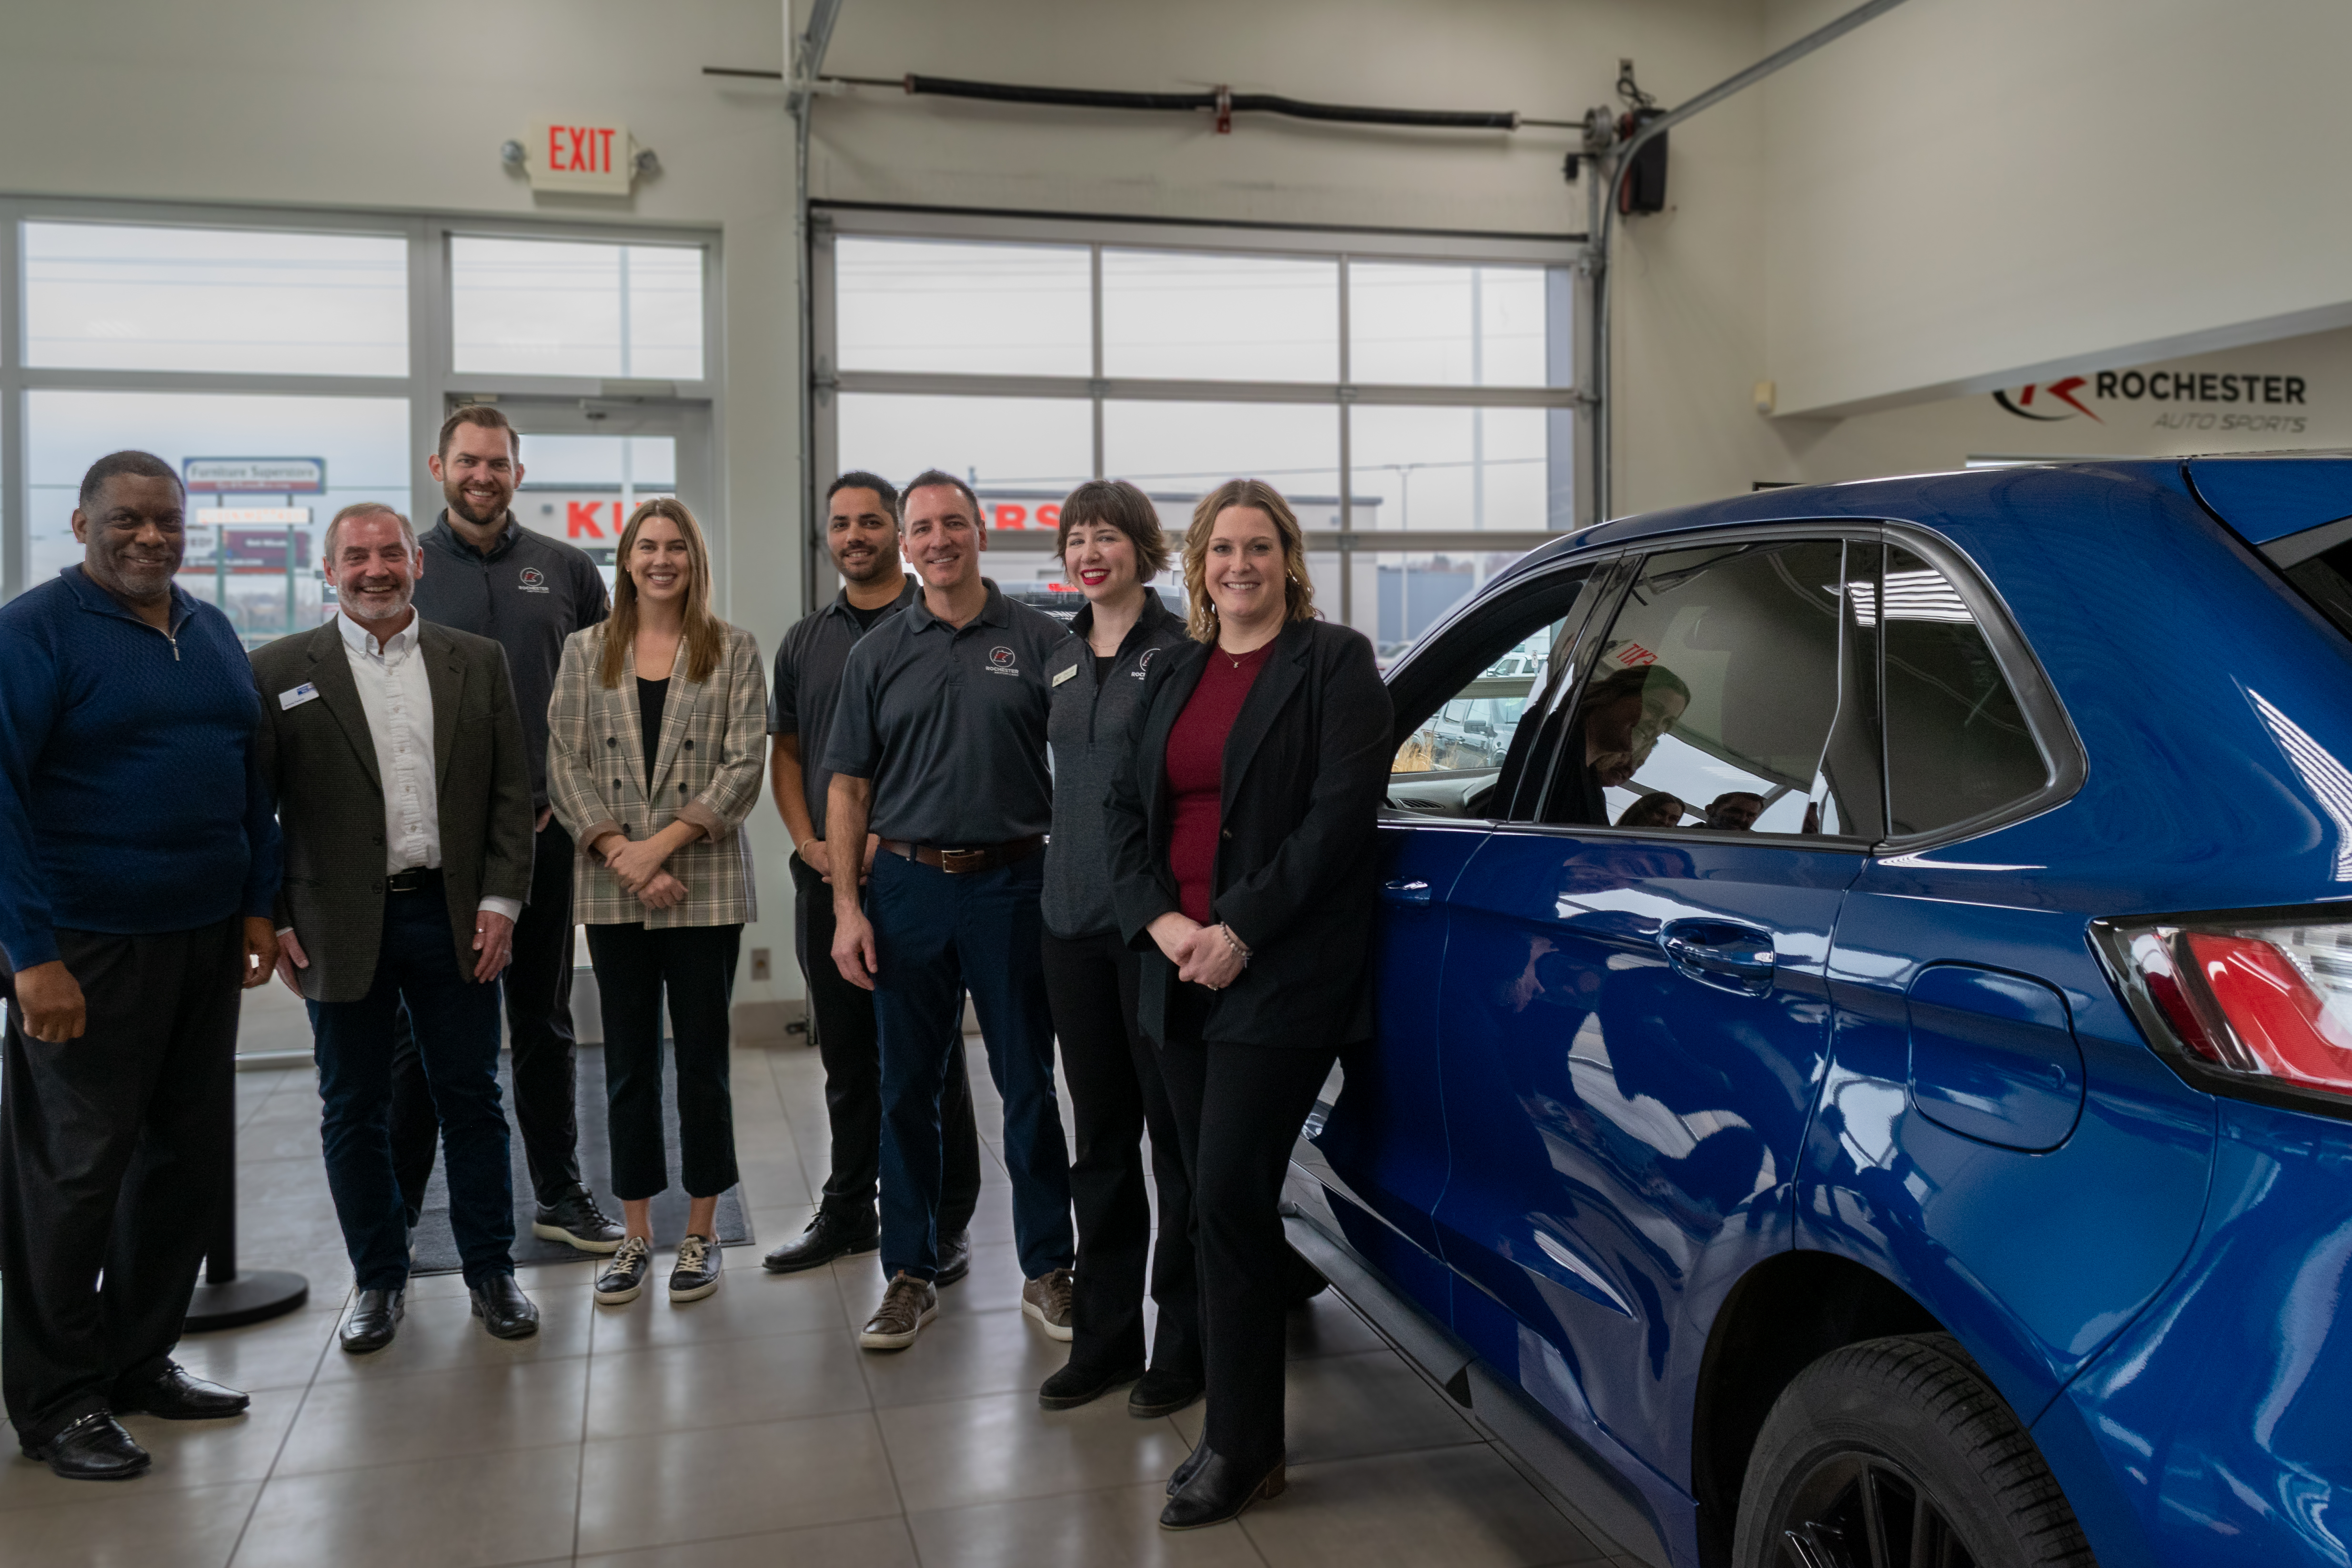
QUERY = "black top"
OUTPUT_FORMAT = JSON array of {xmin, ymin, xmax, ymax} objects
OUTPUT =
[
  {"xmin": 412, "ymin": 512, "xmax": 610, "ymax": 809},
  {"xmin": 1041, "ymin": 590, "xmax": 1191, "ymax": 939},
  {"xmin": 1104, "ymin": 618, "xmax": 1394, "ymax": 1048},
  {"xmin": 637, "ymin": 676, "xmax": 669, "ymax": 789},
  {"xmin": 822, "ymin": 579, "xmax": 1073, "ymax": 845},
  {"xmin": 766, "ymin": 578, "xmax": 921, "ymax": 838}
]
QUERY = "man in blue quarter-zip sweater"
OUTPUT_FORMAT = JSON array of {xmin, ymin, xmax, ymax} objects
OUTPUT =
[{"xmin": 0, "ymin": 451, "xmax": 282, "ymax": 1482}]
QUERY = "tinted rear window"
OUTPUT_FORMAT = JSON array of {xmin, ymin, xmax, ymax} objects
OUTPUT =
[
  {"xmin": 1881, "ymin": 545, "xmax": 2049, "ymax": 836},
  {"xmin": 2280, "ymin": 542, "xmax": 2352, "ymax": 642}
]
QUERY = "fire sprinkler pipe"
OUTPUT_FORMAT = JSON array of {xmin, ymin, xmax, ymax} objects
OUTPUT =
[{"xmin": 1585, "ymin": 0, "xmax": 1917, "ymax": 522}]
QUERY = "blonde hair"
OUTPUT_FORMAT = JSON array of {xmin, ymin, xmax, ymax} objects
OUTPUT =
[
  {"xmin": 598, "ymin": 497, "xmax": 726, "ymax": 688},
  {"xmin": 1180, "ymin": 478, "xmax": 1317, "ymax": 643}
]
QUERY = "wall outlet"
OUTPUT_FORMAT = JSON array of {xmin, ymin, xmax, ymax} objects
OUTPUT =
[{"xmin": 750, "ymin": 947, "xmax": 771, "ymax": 981}]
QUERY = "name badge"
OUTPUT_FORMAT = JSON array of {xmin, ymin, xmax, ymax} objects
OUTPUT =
[
  {"xmin": 279, "ymin": 683, "xmax": 321, "ymax": 711},
  {"xmin": 1052, "ymin": 664, "xmax": 1079, "ymax": 688}
]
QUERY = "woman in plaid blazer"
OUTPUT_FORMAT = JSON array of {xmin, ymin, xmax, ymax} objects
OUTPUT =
[{"xmin": 546, "ymin": 498, "xmax": 767, "ymax": 1307}]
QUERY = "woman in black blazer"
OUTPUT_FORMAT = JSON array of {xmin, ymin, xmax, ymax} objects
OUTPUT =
[{"xmin": 1104, "ymin": 478, "xmax": 1393, "ymax": 1530}]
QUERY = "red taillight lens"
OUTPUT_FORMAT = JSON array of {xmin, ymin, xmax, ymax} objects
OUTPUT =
[{"xmin": 2101, "ymin": 912, "xmax": 2352, "ymax": 1104}]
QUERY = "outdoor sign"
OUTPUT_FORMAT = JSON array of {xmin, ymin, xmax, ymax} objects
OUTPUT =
[
  {"xmin": 183, "ymin": 457, "xmax": 326, "ymax": 494},
  {"xmin": 526, "ymin": 121, "xmax": 637, "ymax": 194},
  {"xmin": 180, "ymin": 529, "xmax": 312, "ymax": 573},
  {"xmin": 517, "ymin": 491, "xmax": 677, "ymax": 541}
]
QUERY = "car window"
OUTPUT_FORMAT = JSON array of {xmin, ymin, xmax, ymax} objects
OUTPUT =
[
  {"xmin": 1389, "ymin": 567, "xmax": 1602, "ymax": 820},
  {"xmin": 1879, "ymin": 544, "xmax": 2047, "ymax": 837},
  {"xmin": 1548, "ymin": 539, "xmax": 1875, "ymax": 837}
]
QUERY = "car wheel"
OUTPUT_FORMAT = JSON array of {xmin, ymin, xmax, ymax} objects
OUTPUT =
[{"xmin": 1734, "ymin": 1333, "xmax": 2095, "ymax": 1568}]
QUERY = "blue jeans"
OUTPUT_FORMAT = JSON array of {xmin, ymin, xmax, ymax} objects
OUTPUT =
[
  {"xmin": 868, "ymin": 849, "xmax": 1073, "ymax": 1281},
  {"xmin": 308, "ymin": 885, "xmax": 515, "ymax": 1290}
]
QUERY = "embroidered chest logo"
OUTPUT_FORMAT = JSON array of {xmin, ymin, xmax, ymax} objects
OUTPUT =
[
  {"xmin": 1132, "ymin": 647, "xmax": 1158, "ymax": 681},
  {"xmin": 517, "ymin": 566, "xmax": 550, "ymax": 594},
  {"xmin": 984, "ymin": 645, "xmax": 1019, "ymax": 677}
]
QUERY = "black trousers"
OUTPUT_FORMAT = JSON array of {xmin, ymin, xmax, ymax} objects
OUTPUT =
[
  {"xmin": 791, "ymin": 854, "xmax": 978, "ymax": 1236},
  {"xmin": 1043, "ymin": 928, "xmax": 1200, "ymax": 1380},
  {"xmin": 584, "ymin": 922, "xmax": 742, "ymax": 1202},
  {"xmin": 0, "ymin": 920, "xmax": 240, "ymax": 1449},
  {"xmin": 389, "ymin": 818, "xmax": 581, "ymax": 1215},
  {"xmin": 1159, "ymin": 1017, "xmax": 1338, "ymax": 1472}
]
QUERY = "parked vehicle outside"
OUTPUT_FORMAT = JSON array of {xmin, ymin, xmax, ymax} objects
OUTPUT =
[{"xmin": 1288, "ymin": 455, "xmax": 2352, "ymax": 1568}]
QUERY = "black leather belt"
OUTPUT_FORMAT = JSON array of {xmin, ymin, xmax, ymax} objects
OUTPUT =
[
  {"xmin": 384, "ymin": 866, "xmax": 442, "ymax": 894},
  {"xmin": 880, "ymin": 836, "xmax": 1044, "ymax": 874}
]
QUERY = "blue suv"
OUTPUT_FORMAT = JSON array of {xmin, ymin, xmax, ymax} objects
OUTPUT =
[{"xmin": 1285, "ymin": 457, "xmax": 2352, "ymax": 1568}]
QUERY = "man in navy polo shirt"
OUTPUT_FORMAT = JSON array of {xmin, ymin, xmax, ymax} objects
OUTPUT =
[
  {"xmin": 0, "ymin": 452, "xmax": 281, "ymax": 1480},
  {"xmin": 824, "ymin": 470, "xmax": 1076, "ymax": 1352}
]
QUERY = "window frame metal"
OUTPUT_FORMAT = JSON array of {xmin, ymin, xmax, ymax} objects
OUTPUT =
[
  {"xmin": 0, "ymin": 194, "xmax": 723, "ymax": 604},
  {"xmin": 808, "ymin": 202, "xmax": 1589, "ymax": 626}
]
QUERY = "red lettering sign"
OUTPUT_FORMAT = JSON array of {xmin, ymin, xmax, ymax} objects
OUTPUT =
[
  {"xmin": 1036, "ymin": 504, "xmax": 1061, "ymax": 528},
  {"xmin": 598, "ymin": 127, "xmax": 616, "ymax": 174},
  {"xmin": 1615, "ymin": 642, "xmax": 1658, "ymax": 668},
  {"xmin": 566, "ymin": 502, "xmax": 605, "ymax": 539},
  {"xmin": 992, "ymin": 504, "xmax": 1028, "ymax": 530}
]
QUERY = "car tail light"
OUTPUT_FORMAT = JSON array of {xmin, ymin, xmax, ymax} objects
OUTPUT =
[{"xmin": 2094, "ymin": 908, "xmax": 2352, "ymax": 1113}]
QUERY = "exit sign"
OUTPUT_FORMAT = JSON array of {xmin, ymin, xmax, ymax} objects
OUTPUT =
[{"xmin": 528, "ymin": 121, "xmax": 637, "ymax": 194}]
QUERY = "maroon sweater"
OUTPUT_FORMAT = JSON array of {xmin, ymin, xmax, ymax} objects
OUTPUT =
[{"xmin": 1165, "ymin": 641, "xmax": 1277, "ymax": 924}]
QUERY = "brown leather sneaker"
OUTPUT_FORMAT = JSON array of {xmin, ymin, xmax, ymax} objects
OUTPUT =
[
  {"xmin": 859, "ymin": 1270, "xmax": 939, "ymax": 1351},
  {"xmin": 1021, "ymin": 1266, "xmax": 1075, "ymax": 1342}
]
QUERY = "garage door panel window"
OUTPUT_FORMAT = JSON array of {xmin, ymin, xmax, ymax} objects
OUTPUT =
[
  {"xmin": 834, "ymin": 237, "xmax": 1091, "ymax": 377},
  {"xmin": 1101, "ymin": 250, "xmax": 1338, "ymax": 382},
  {"xmin": 1556, "ymin": 540, "xmax": 1875, "ymax": 838}
]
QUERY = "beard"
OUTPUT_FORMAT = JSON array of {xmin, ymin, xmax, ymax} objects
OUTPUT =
[
  {"xmin": 104, "ymin": 546, "xmax": 180, "ymax": 601},
  {"xmin": 445, "ymin": 484, "xmax": 508, "ymax": 527},
  {"xmin": 345, "ymin": 574, "xmax": 414, "ymax": 617}
]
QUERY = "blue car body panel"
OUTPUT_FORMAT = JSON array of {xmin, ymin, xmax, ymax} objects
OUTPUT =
[{"xmin": 1300, "ymin": 457, "xmax": 2352, "ymax": 1568}]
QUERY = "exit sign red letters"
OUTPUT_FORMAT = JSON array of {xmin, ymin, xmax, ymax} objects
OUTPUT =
[{"xmin": 527, "ymin": 121, "xmax": 635, "ymax": 194}]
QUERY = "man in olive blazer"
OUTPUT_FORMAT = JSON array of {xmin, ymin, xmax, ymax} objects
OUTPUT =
[{"xmin": 251, "ymin": 503, "xmax": 541, "ymax": 1351}]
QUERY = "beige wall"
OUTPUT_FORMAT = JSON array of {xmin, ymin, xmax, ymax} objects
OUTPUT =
[{"xmin": 1760, "ymin": 0, "xmax": 2352, "ymax": 419}]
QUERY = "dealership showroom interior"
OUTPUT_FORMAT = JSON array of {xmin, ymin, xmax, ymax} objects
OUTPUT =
[{"xmin": 9, "ymin": 0, "xmax": 2352, "ymax": 1565}]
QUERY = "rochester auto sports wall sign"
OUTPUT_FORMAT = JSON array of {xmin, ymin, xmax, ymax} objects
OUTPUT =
[{"xmin": 1993, "ymin": 368, "xmax": 2312, "ymax": 435}]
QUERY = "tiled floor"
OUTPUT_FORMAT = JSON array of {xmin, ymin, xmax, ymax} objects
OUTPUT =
[{"xmin": 3, "ymin": 1023, "xmax": 1635, "ymax": 1568}]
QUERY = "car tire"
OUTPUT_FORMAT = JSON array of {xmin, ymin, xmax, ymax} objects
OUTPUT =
[{"xmin": 1733, "ymin": 1332, "xmax": 2095, "ymax": 1568}]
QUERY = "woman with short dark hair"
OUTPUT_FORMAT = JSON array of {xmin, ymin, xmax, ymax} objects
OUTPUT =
[
  {"xmin": 1035, "ymin": 481, "xmax": 1203, "ymax": 1416},
  {"xmin": 1104, "ymin": 478, "xmax": 1393, "ymax": 1529}
]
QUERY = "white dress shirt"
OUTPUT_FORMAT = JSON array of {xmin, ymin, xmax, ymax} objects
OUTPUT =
[{"xmin": 338, "ymin": 610, "xmax": 523, "ymax": 925}]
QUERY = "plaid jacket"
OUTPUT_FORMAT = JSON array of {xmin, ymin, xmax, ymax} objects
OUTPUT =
[{"xmin": 547, "ymin": 621, "xmax": 767, "ymax": 927}]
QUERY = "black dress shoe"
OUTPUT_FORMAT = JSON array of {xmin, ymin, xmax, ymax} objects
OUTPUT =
[
  {"xmin": 115, "ymin": 1363, "xmax": 250, "ymax": 1420},
  {"xmin": 1167, "ymin": 1441, "xmax": 1211, "ymax": 1497},
  {"xmin": 1129, "ymin": 1367, "xmax": 1205, "ymax": 1419},
  {"xmin": 1161, "ymin": 1449, "xmax": 1286, "ymax": 1529},
  {"xmin": 761, "ymin": 1207, "xmax": 878, "ymax": 1274},
  {"xmin": 935, "ymin": 1228, "xmax": 973, "ymax": 1287},
  {"xmin": 340, "ymin": 1287, "xmax": 405, "ymax": 1354},
  {"xmin": 533, "ymin": 1186, "xmax": 625, "ymax": 1253},
  {"xmin": 469, "ymin": 1273, "xmax": 541, "ymax": 1340},
  {"xmin": 1038, "ymin": 1358, "xmax": 1144, "ymax": 1411},
  {"xmin": 25, "ymin": 1413, "xmax": 150, "ymax": 1481}
]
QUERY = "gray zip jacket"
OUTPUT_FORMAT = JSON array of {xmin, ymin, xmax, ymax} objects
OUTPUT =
[{"xmin": 1042, "ymin": 590, "xmax": 1192, "ymax": 939}]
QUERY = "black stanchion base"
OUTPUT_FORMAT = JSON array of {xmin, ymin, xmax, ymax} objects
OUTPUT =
[{"xmin": 184, "ymin": 1271, "xmax": 310, "ymax": 1333}]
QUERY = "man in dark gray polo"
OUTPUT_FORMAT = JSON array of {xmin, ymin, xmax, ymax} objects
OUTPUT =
[
  {"xmin": 824, "ymin": 470, "xmax": 1076, "ymax": 1351},
  {"xmin": 393, "ymin": 404, "xmax": 622, "ymax": 1254},
  {"xmin": 761, "ymin": 472, "xmax": 984, "ymax": 1278}
]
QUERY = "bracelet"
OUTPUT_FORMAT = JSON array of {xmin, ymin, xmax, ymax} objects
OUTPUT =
[{"xmin": 1217, "ymin": 923, "xmax": 1251, "ymax": 966}]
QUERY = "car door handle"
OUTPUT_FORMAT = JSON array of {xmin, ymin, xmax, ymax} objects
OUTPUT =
[
  {"xmin": 1658, "ymin": 920, "xmax": 1777, "ymax": 996},
  {"xmin": 1382, "ymin": 878, "xmax": 1434, "ymax": 906}
]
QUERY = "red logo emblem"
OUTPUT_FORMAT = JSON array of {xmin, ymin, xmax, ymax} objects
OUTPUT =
[
  {"xmin": 989, "ymin": 646, "xmax": 1016, "ymax": 667},
  {"xmin": 1993, "ymin": 376, "xmax": 2101, "ymax": 422},
  {"xmin": 519, "ymin": 567, "xmax": 546, "ymax": 586}
]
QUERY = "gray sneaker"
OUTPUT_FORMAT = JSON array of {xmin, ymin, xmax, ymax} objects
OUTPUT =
[
  {"xmin": 595, "ymin": 1236, "xmax": 653, "ymax": 1306},
  {"xmin": 860, "ymin": 1270, "xmax": 939, "ymax": 1351},
  {"xmin": 1022, "ymin": 1266, "xmax": 1075, "ymax": 1341},
  {"xmin": 669, "ymin": 1233, "xmax": 722, "ymax": 1303}
]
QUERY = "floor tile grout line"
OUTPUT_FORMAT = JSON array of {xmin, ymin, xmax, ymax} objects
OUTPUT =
[{"xmin": 216, "ymin": 1305, "xmax": 339, "ymax": 1568}]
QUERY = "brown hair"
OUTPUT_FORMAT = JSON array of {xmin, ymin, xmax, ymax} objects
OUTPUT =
[
  {"xmin": 437, "ymin": 403, "xmax": 519, "ymax": 460},
  {"xmin": 323, "ymin": 502, "xmax": 416, "ymax": 559},
  {"xmin": 598, "ymin": 498, "xmax": 727, "ymax": 688},
  {"xmin": 1180, "ymin": 478, "xmax": 1317, "ymax": 642},
  {"xmin": 1056, "ymin": 480, "xmax": 1170, "ymax": 577}
]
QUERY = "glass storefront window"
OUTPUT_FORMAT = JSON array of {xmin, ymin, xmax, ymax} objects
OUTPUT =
[
  {"xmin": 836, "ymin": 393, "xmax": 1093, "ymax": 514},
  {"xmin": 835, "ymin": 238, "xmax": 1091, "ymax": 377},
  {"xmin": 451, "ymin": 237, "xmax": 704, "ymax": 380},
  {"xmin": 25, "ymin": 221, "xmax": 407, "ymax": 377},
  {"xmin": 1350, "ymin": 405, "xmax": 1552, "ymax": 531},
  {"xmin": 1347, "ymin": 261, "xmax": 1549, "ymax": 387},
  {"xmin": 512, "ymin": 433, "xmax": 678, "ymax": 593},
  {"xmin": 29, "ymin": 390, "xmax": 409, "ymax": 648},
  {"xmin": 1101, "ymin": 401, "xmax": 1341, "ymax": 505},
  {"xmin": 1102, "ymin": 251, "xmax": 1338, "ymax": 382}
]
